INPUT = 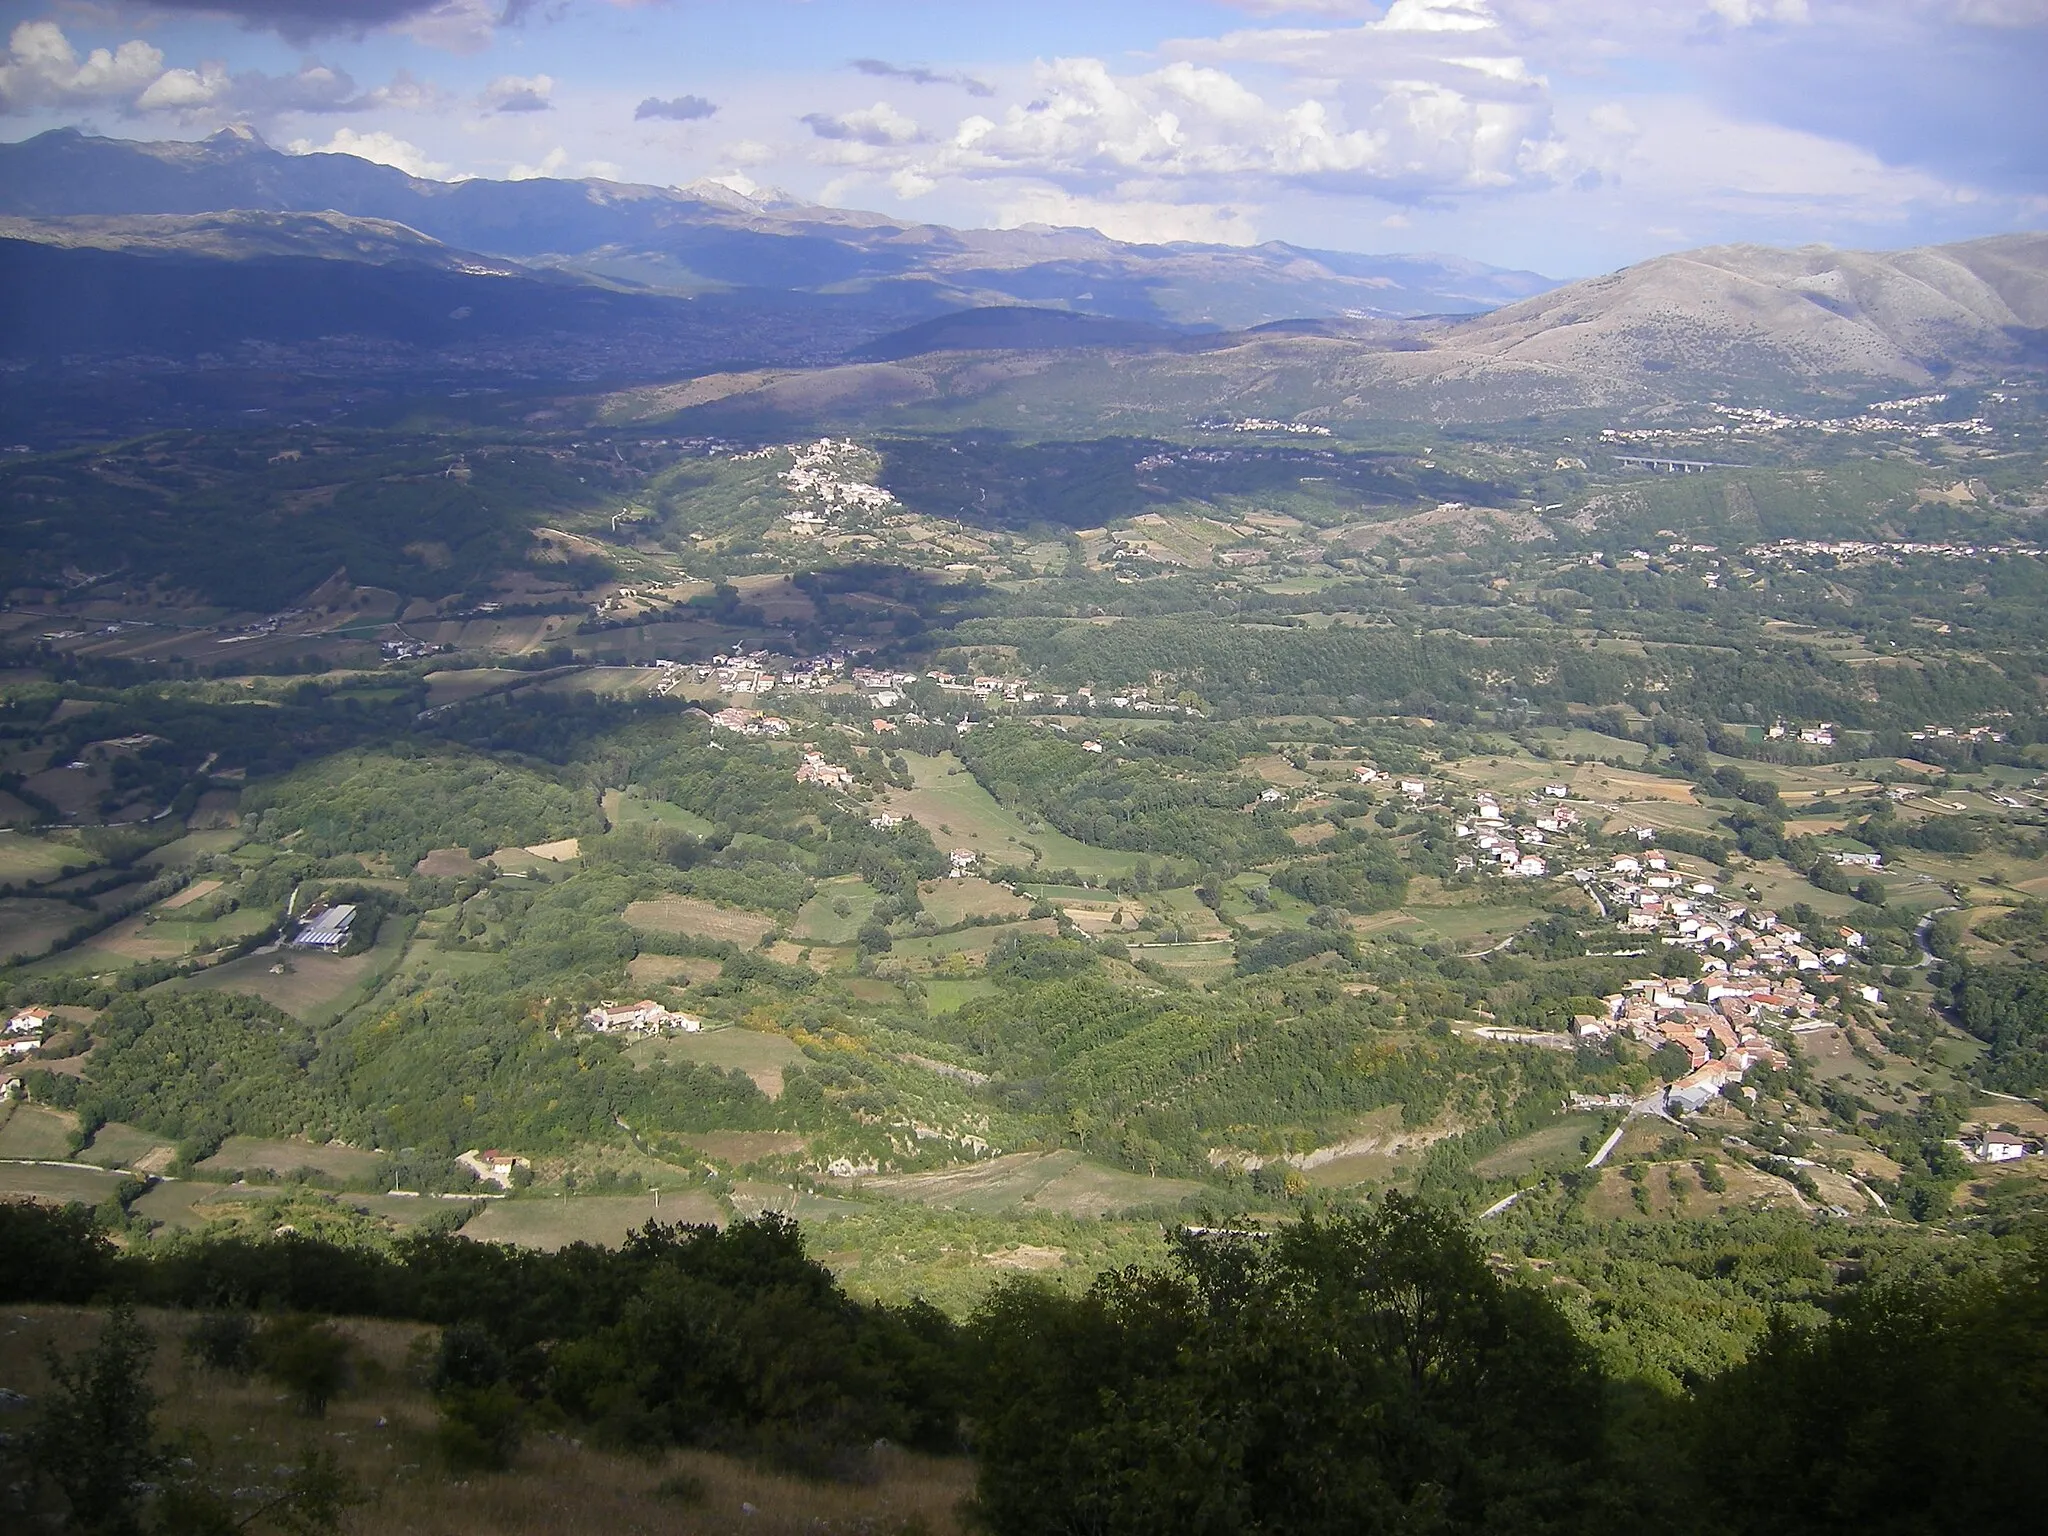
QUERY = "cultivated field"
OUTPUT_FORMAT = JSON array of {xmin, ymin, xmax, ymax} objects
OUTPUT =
[
  {"xmin": 858, "ymin": 1149, "xmax": 1204, "ymax": 1217},
  {"xmin": 459, "ymin": 1190, "xmax": 724, "ymax": 1249},
  {"xmin": 0, "ymin": 896, "xmax": 80, "ymax": 960},
  {"xmin": 671, "ymin": 1130, "xmax": 808, "ymax": 1164},
  {"xmin": 196, "ymin": 1135, "xmax": 384, "ymax": 1183},
  {"xmin": 79, "ymin": 1121, "xmax": 178, "ymax": 1174},
  {"xmin": 624, "ymin": 895, "xmax": 778, "ymax": 946},
  {"xmin": 0, "ymin": 1160, "xmax": 124, "ymax": 1205},
  {"xmin": 626, "ymin": 954, "xmax": 723, "ymax": 986},
  {"xmin": 0, "ymin": 1101, "xmax": 80, "ymax": 1159}
]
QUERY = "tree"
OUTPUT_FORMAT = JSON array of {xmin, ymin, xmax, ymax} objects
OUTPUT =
[
  {"xmin": 25, "ymin": 1304, "xmax": 162, "ymax": 1536},
  {"xmin": 968, "ymin": 1197, "xmax": 1606, "ymax": 1536}
]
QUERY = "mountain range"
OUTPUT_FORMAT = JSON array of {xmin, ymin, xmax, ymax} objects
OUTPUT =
[
  {"xmin": 0, "ymin": 127, "xmax": 1553, "ymax": 330},
  {"xmin": 0, "ymin": 126, "xmax": 2043, "ymax": 435}
]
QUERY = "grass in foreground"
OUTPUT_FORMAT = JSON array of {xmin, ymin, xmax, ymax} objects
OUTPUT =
[{"xmin": 4, "ymin": 1305, "xmax": 971, "ymax": 1536}]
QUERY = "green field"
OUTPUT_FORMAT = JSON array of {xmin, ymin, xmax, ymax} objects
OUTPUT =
[
  {"xmin": 603, "ymin": 786, "xmax": 715, "ymax": 837},
  {"xmin": 196, "ymin": 1134, "xmax": 384, "ymax": 1183},
  {"xmin": 922, "ymin": 978, "xmax": 998, "ymax": 1013},
  {"xmin": 0, "ymin": 1159, "xmax": 126, "ymax": 1205},
  {"xmin": 141, "ymin": 828, "xmax": 244, "ymax": 867},
  {"xmin": 460, "ymin": 1190, "xmax": 724, "ymax": 1249},
  {"xmin": 0, "ymin": 831, "xmax": 83, "ymax": 883},
  {"xmin": 884, "ymin": 754, "xmax": 1142, "ymax": 877},
  {"xmin": 0, "ymin": 1102, "xmax": 80, "ymax": 1159},
  {"xmin": 628, "ymin": 1027, "xmax": 810, "ymax": 1096},
  {"xmin": 1472, "ymin": 1115, "xmax": 1605, "ymax": 1179},
  {"xmin": 891, "ymin": 917, "xmax": 1058, "ymax": 967},
  {"xmin": 78, "ymin": 1121, "xmax": 178, "ymax": 1172},
  {"xmin": 790, "ymin": 874, "xmax": 881, "ymax": 944}
]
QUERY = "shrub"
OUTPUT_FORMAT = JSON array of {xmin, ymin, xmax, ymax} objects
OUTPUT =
[
  {"xmin": 183, "ymin": 1310, "xmax": 258, "ymax": 1376},
  {"xmin": 257, "ymin": 1315, "xmax": 352, "ymax": 1417},
  {"xmin": 435, "ymin": 1382, "xmax": 525, "ymax": 1472}
]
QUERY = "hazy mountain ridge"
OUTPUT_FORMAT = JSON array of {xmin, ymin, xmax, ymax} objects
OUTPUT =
[{"xmin": 0, "ymin": 128, "xmax": 1555, "ymax": 328}]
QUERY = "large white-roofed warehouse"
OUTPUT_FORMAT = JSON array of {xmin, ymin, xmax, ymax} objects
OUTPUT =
[{"xmin": 292, "ymin": 904, "xmax": 357, "ymax": 950}]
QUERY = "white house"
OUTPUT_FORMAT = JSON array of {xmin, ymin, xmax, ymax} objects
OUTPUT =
[
  {"xmin": 1972, "ymin": 1131, "xmax": 2028, "ymax": 1163},
  {"xmin": 457, "ymin": 1149, "xmax": 530, "ymax": 1188},
  {"xmin": 7, "ymin": 1007, "xmax": 51, "ymax": 1036}
]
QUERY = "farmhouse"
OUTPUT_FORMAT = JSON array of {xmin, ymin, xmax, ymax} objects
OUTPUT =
[
  {"xmin": 457, "ymin": 1149, "xmax": 530, "ymax": 1188},
  {"xmin": 1970, "ymin": 1130, "xmax": 2029, "ymax": 1164},
  {"xmin": 583, "ymin": 999, "xmax": 700, "ymax": 1035},
  {"xmin": 797, "ymin": 752, "xmax": 855, "ymax": 788}
]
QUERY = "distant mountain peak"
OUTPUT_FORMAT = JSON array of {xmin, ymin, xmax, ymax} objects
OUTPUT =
[{"xmin": 678, "ymin": 175, "xmax": 800, "ymax": 213}]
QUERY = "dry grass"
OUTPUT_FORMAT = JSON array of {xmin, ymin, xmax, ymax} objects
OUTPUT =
[
  {"xmin": 628, "ymin": 1029, "xmax": 809, "ymax": 1097},
  {"xmin": 625, "ymin": 897, "xmax": 779, "ymax": 947},
  {"xmin": 158, "ymin": 878, "xmax": 224, "ymax": 911},
  {"xmin": 857, "ymin": 1149, "xmax": 1203, "ymax": 1217},
  {"xmin": 2, "ymin": 1306, "xmax": 973, "ymax": 1536},
  {"xmin": 917, "ymin": 878, "xmax": 1031, "ymax": 927},
  {"xmin": 672, "ymin": 1131, "xmax": 809, "ymax": 1164},
  {"xmin": 181, "ymin": 944, "xmax": 392, "ymax": 1022},
  {"xmin": 628, "ymin": 954, "xmax": 724, "ymax": 987},
  {"xmin": 0, "ymin": 896, "xmax": 80, "ymax": 960}
]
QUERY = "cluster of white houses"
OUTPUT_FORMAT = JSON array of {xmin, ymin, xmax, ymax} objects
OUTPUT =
[
  {"xmin": 1573, "ymin": 977, "xmax": 1794, "ymax": 1113},
  {"xmin": 5, "ymin": 1006, "xmax": 51, "ymax": 1058},
  {"xmin": 1453, "ymin": 786, "xmax": 1579, "ymax": 880}
]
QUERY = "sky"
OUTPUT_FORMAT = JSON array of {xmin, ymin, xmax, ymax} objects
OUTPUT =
[{"xmin": 0, "ymin": 0, "xmax": 2043, "ymax": 277}]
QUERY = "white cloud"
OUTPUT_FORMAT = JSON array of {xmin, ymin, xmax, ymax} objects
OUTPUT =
[
  {"xmin": 802, "ymin": 102, "xmax": 925, "ymax": 147},
  {"xmin": 996, "ymin": 185, "xmax": 1261, "ymax": 245},
  {"xmin": 906, "ymin": 54, "xmax": 1568, "ymax": 200},
  {"xmin": 0, "ymin": 20, "xmax": 163, "ymax": 112},
  {"xmin": 287, "ymin": 126, "xmax": 455, "ymax": 179},
  {"xmin": 482, "ymin": 73, "xmax": 553, "ymax": 114},
  {"xmin": 504, "ymin": 145, "xmax": 626, "ymax": 181},
  {"xmin": 1379, "ymin": 0, "xmax": 1498, "ymax": 32},
  {"xmin": 1706, "ymin": 0, "xmax": 1810, "ymax": 24}
]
